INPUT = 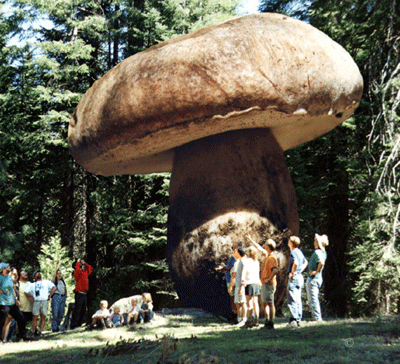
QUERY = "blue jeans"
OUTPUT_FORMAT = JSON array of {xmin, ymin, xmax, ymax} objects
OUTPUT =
[
  {"xmin": 52, "ymin": 294, "xmax": 66, "ymax": 331},
  {"xmin": 287, "ymin": 274, "xmax": 304, "ymax": 322},
  {"xmin": 140, "ymin": 310, "xmax": 154, "ymax": 323},
  {"xmin": 306, "ymin": 276, "xmax": 322, "ymax": 320}
]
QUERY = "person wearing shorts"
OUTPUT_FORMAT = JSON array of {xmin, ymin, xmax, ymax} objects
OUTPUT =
[
  {"xmin": 229, "ymin": 247, "xmax": 247, "ymax": 326},
  {"xmin": 242, "ymin": 246, "xmax": 261, "ymax": 327},
  {"xmin": 215, "ymin": 240, "xmax": 242, "ymax": 323},
  {"xmin": 24, "ymin": 271, "xmax": 56, "ymax": 336},
  {"xmin": 248, "ymin": 235, "xmax": 279, "ymax": 329}
]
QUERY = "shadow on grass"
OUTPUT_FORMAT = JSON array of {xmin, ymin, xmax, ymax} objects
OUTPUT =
[{"xmin": 2, "ymin": 316, "xmax": 400, "ymax": 364}]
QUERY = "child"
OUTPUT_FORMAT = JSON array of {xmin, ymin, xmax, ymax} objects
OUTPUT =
[
  {"xmin": 90, "ymin": 300, "xmax": 111, "ymax": 329},
  {"xmin": 139, "ymin": 293, "xmax": 154, "ymax": 323},
  {"xmin": 127, "ymin": 298, "xmax": 140, "ymax": 325},
  {"xmin": 110, "ymin": 306, "xmax": 124, "ymax": 327}
]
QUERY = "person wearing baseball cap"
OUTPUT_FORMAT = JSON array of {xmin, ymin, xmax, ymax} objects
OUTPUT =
[
  {"xmin": 306, "ymin": 234, "xmax": 329, "ymax": 322},
  {"xmin": 0, "ymin": 262, "xmax": 29, "ymax": 342}
]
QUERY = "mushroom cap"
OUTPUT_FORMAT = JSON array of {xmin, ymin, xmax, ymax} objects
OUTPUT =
[{"xmin": 68, "ymin": 13, "xmax": 363, "ymax": 176}]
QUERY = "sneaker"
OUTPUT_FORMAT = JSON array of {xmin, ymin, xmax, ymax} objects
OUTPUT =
[{"xmin": 235, "ymin": 319, "xmax": 246, "ymax": 327}]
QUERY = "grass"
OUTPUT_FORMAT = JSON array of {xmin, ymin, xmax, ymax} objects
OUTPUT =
[{"xmin": 1, "ymin": 315, "xmax": 400, "ymax": 364}]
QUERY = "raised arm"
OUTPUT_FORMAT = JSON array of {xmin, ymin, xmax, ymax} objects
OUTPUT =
[
  {"xmin": 52, "ymin": 261, "xmax": 59, "ymax": 283},
  {"xmin": 247, "ymin": 235, "xmax": 267, "ymax": 255}
]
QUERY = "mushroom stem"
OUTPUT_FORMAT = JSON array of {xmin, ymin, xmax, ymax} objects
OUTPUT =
[{"xmin": 167, "ymin": 128, "xmax": 299, "ymax": 317}]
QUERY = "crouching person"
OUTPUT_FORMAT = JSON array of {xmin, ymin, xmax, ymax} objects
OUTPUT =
[
  {"xmin": 127, "ymin": 298, "xmax": 140, "ymax": 325},
  {"xmin": 90, "ymin": 300, "xmax": 111, "ymax": 329},
  {"xmin": 139, "ymin": 293, "xmax": 154, "ymax": 323}
]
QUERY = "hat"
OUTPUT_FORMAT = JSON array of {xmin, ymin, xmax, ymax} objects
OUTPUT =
[
  {"xmin": 0, "ymin": 262, "xmax": 10, "ymax": 271},
  {"xmin": 315, "ymin": 234, "xmax": 329, "ymax": 252}
]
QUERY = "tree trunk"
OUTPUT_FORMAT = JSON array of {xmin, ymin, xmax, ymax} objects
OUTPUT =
[{"xmin": 167, "ymin": 128, "xmax": 299, "ymax": 317}]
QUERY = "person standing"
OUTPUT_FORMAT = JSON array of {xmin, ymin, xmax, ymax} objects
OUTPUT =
[
  {"xmin": 3, "ymin": 267, "xmax": 20, "ymax": 341},
  {"xmin": 51, "ymin": 261, "xmax": 67, "ymax": 332},
  {"xmin": 248, "ymin": 236, "xmax": 278, "ymax": 329},
  {"xmin": 306, "ymin": 233, "xmax": 329, "ymax": 322},
  {"xmin": 242, "ymin": 246, "xmax": 261, "ymax": 327},
  {"xmin": 215, "ymin": 240, "xmax": 242, "ymax": 322},
  {"xmin": 70, "ymin": 259, "xmax": 93, "ymax": 329},
  {"xmin": 229, "ymin": 246, "xmax": 247, "ymax": 327},
  {"xmin": 287, "ymin": 236, "xmax": 308, "ymax": 327},
  {"xmin": 24, "ymin": 270, "xmax": 56, "ymax": 336},
  {"xmin": 0, "ymin": 262, "xmax": 28, "ymax": 342},
  {"xmin": 18, "ymin": 271, "xmax": 33, "ymax": 326}
]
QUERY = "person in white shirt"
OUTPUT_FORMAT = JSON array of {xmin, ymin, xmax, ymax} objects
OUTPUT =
[
  {"xmin": 229, "ymin": 246, "xmax": 247, "ymax": 326},
  {"xmin": 242, "ymin": 246, "xmax": 261, "ymax": 327},
  {"xmin": 90, "ymin": 300, "xmax": 111, "ymax": 329},
  {"xmin": 24, "ymin": 270, "xmax": 56, "ymax": 336}
]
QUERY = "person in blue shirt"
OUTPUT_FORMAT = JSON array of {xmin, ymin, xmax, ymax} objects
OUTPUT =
[
  {"xmin": 0, "ymin": 262, "xmax": 28, "ymax": 342},
  {"xmin": 287, "ymin": 236, "xmax": 308, "ymax": 327},
  {"xmin": 215, "ymin": 240, "xmax": 242, "ymax": 323},
  {"xmin": 306, "ymin": 234, "xmax": 329, "ymax": 322}
]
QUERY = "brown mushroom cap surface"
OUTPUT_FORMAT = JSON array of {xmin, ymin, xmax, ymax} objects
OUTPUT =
[{"xmin": 68, "ymin": 13, "xmax": 363, "ymax": 176}]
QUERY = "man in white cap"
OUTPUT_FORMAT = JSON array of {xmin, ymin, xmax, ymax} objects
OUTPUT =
[
  {"xmin": 0, "ymin": 262, "xmax": 29, "ymax": 342},
  {"xmin": 306, "ymin": 233, "xmax": 329, "ymax": 322}
]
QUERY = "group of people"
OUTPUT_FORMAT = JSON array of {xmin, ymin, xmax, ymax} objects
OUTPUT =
[
  {"xmin": 0, "ymin": 255, "xmax": 155, "ymax": 342},
  {"xmin": 216, "ymin": 233, "xmax": 329, "ymax": 329},
  {"xmin": 89, "ymin": 293, "xmax": 154, "ymax": 330},
  {"xmin": 0, "ymin": 258, "xmax": 93, "ymax": 342}
]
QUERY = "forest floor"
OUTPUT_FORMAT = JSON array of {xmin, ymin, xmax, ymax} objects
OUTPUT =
[{"xmin": 1, "ymin": 310, "xmax": 400, "ymax": 364}]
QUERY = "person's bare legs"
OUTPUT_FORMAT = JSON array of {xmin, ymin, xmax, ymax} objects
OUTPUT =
[
  {"xmin": 264, "ymin": 302, "xmax": 276, "ymax": 329},
  {"xmin": 253, "ymin": 296, "xmax": 259, "ymax": 326},
  {"xmin": 266, "ymin": 302, "xmax": 275, "ymax": 321},
  {"xmin": 2, "ymin": 316, "xmax": 12, "ymax": 342},
  {"xmin": 31, "ymin": 315, "xmax": 39, "ymax": 332},
  {"xmin": 237, "ymin": 302, "xmax": 247, "ymax": 324},
  {"xmin": 127, "ymin": 312, "xmax": 139, "ymax": 324},
  {"xmin": 39, "ymin": 314, "xmax": 46, "ymax": 331},
  {"xmin": 246, "ymin": 296, "xmax": 253, "ymax": 324}
]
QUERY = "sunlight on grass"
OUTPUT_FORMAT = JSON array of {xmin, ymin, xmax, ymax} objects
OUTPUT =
[{"xmin": 1, "ymin": 315, "xmax": 399, "ymax": 363}]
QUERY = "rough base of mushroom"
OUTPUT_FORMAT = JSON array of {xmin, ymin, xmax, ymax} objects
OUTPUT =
[{"xmin": 167, "ymin": 128, "xmax": 299, "ymax": 317}]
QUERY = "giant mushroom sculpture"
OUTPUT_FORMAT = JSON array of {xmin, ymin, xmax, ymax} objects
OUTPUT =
[{"xmin": 68, "ymin": 13, "xmax": 363, "ymax": 317}]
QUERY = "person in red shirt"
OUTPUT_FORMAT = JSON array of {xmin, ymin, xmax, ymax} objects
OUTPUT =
[{"xmin": 70, "ymin": 259, "xmax": 92, "ymax": 329}]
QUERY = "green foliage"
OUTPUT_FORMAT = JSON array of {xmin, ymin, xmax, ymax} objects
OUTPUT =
[
  {"xmin": 349, "ymin": 192, "xmax": 400, "ymax": 314},
  {"xmin": 36, "ymin": 234, "xmax": 75, "ymax": 325},
  {"xmin": 306, "ymin": 0, "xmax": 400, "ymax": 315},
  {"xmin": 3, "ymin": 0, "xmax": 398, "ymax": 319},
  {"xmin": 37, "ymin": 234, "xmax": 75, "ymax": 286}
]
